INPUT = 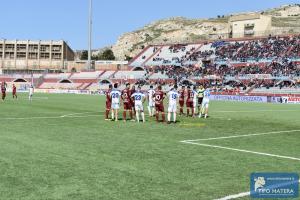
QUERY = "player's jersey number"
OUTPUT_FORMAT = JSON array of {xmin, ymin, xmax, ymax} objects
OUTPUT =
[
  {"xmin": 135, "ymin": 95, "xmax": 142, "ymax": 101},
  {"xmin": 155, "ymin": 95, "xmax": 161, "ymax": 101},
  {"xmin": 112, "ymin": 93, "xmax": 119, "ymax": 98}
]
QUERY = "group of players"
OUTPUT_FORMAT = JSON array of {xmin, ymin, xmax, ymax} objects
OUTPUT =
[
  {"xmin": 105, "ymin": 83, "xmax": 210, "ymax": 123},
  {"xmin": 1, "ymin": 81, "xmax": 34, "ymax": 101},
  {"xmin": 1, "ymin": 82, "xmax": 17, "ymax": 101}
]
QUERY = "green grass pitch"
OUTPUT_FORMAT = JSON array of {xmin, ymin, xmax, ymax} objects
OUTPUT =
[{"xmin": 0, "ymin": 93, "xmax": 300, "ymax": 200}]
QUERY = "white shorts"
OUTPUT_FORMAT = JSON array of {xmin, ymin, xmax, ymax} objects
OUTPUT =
[
  {"xmin": 168, "ymin": 103, "xmax": 177, "ymax": 113},
  {"xmin": 135, "ymin": 103, "xmax": 144, "ymax": 111},
  {"xmin": 112, "ymin": 103, "xmax": 120, "ymax": 110},
  {"xmin": 148, "ymin": 100, "xmax": 155, "ymax": 107},
  {"xmin": 201, "ymin": 99, "xmax": 209, "ymax": 109}
]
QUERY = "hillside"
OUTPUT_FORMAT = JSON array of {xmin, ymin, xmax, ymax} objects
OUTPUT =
[{"xmin": 112, "ymin": 4, "xmax": 300, "ymax": 60}]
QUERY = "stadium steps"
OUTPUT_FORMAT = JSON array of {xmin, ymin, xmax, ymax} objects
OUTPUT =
[
  {"xmin": 128, "ymin": 45, "xmax": 152, "ymax": 66},
  {"xmin": 67, "ymin": 73, "xmax": 74, "ymax": 79},
  {"xmin": 82, "ymin": 82, "xmax": 93, "ymax": 90},
  {"xmin": 35, "ymin": 73, "xmax": 47, "ymax": 88},
  {"xmin": 97, "ymin": 70, "xmax": 106, "ymax": 79},
  {"xmin": 76, "ymin": 83, "xmax": 85, "ymax": 89},
  {"xmin": 109, "ymin": 70, "xmax": 118, "ymax": 79},
  {"xmin": 141, "ymin": 45, "xmax": 164, "ymax": 66},
  {"xmin": 286, "ymin": 46, "xmax": 294, "ymax": 56},
  {"xmin": 183, "ymin": 44, "xmax": 203, "ymax": 63},
  {"xmin": 245, "ymin": 85, "xmax": 256, "ymax": 94}
]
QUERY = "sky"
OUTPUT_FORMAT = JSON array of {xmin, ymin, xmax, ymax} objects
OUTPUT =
[{"xmin": 0, "ymin": 0, "xmax": 298, "ymax": 50}]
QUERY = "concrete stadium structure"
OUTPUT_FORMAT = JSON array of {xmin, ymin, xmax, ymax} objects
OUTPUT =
[{"xmin": 0, "ymin": 40, "xmax": 74, "ymax": 73}]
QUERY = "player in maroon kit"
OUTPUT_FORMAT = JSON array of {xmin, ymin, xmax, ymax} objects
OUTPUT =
[
  {"xmin": 121, "ymin": 83, "xmax": 133, "ymax": 121},
  {"xmin": 105, "ymin": 84, "xmax": 113, "ymax": 120},
  {"xmin": 186, "ymin": 85, "xmax": 194, "ymax": 117},
  {"xmin": 153, "ymin": 85, "xmax": 166, "ymax": 122},
  {"xmin": 12, "ymin": 84, "xmax": 17, "ymax": 99},
  {"xmin": 1, "ymin": 82, "xmax": 7, "ymax": 101},
  {"xmin": 179, "ymin": 85, "xmax": 185, "ymax": 115},
  {"xmin": 130, "ymin": 85, "xmax": 136, "ymax": 115}
]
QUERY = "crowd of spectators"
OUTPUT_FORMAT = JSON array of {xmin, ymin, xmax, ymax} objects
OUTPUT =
[
  {"xmin": 148, "ymin": 35, "xmax": 300, "ymax": 65},
  {"xmin": 133, "ymin": 34, "xmax": 300, "ymax": 92},
  {"xmin": 214, "ymin": 35, "xmax": 300, "ymax": 61}
]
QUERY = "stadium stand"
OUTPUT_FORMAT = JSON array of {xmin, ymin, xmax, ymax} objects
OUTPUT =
[{"xmin": 1, "ymin": 34, "xmax": 300, "ymax": 95}]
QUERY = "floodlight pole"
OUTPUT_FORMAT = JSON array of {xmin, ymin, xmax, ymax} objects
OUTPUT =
[{"xmin": 87, "ymin": 0, "xmax": 93, "ymax": 70}]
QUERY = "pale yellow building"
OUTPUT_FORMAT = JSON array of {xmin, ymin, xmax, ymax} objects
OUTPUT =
[
  {"xmin": 229, "ymin": 13, "xmax": 272, "ymax": 38},
  {"xmin": 0, "ymin": 40, "xmax": 74, "ymax": 73}
]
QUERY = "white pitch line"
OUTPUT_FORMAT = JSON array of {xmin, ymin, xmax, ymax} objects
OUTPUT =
[
  {"xmin": 181, "ymin": 141, "xmax": 300, "ymax": 161},
  {"xmin": 0, "ymin": 113, "xmax": 104, "ymax": 120},
  {"xmin": 215, "ymin": 191, "xmax": 250, "ymax": 200},
  {"xmin": 60, "ymin": 111, "xmax": 100, "ymax": 118},
  {"xmin": 212, "ymin": 109, "xmax": 300, "ymax": 113},
  {"xmin": 4, "ymin": 97, "xmax": 49, "ymax": 101},
  {"xmin": 183, "ymin": 129, "xmax": 300, "ymax": 142},
  {"xmin": 215, "ymin": 180, "xmax": 300, "ymax": 200}
]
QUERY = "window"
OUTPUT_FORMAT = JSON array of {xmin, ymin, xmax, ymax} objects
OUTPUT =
[
  {"xmin": 28, "ymin": 53, "xmax": 38, "ymax": 59},
  {"xmin": 52, "ymin": 45, "xmax": 62, "ymax": 52},
  {"xmin": 17, "ymin": 44, "xmax": 27, "ymax": 51},
  {"xmin": 5, "ymin": 44, "xmax": 15, "ymax": 51},
  {"xmin": 5, "ymin": 52, "xmax": 14, "ymax": 59},
  {"xmin": 40, "ymin": 45, "xmax": 50, "ymax": 52},
  {"xmin": 28, "ymin": 44, "xmax": 38, "ymax": 52},
  {"xmin": 40, "ymin": 53, "xmax": 50, "ymax": 59},
  {"xmin": 17, "ymin": 52, "xmax": 26, "ymax": 59},
  {"xmin": 52, "ymin": 53, "xmax": 61, "ymax": 60}
]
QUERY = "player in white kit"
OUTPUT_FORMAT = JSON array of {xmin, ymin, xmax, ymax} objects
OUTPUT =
[
  {"xmin": 199, "ymin": 88, "xmax": 210, "ymax": 119},
  {"xmin": 29, "ymin": 85, "xmax": 34, "ymax": 102},
  {"xmin": 110, "ymin": 83, "xmax": 122, "ymax": 121},
  {"xmin": 147, "ymin": 85, "xmax": 155, "ymax": 117},
  {"xmin": 167, "ymin": 85, "xmax": 179, "ymax": 124},
  {"xmin": 192, "ymin": 86, "xmax": 198, "ymax": 117},
  {"xmin": 131, "ymin": 86, "xmax": 146, "ymax": 123}
]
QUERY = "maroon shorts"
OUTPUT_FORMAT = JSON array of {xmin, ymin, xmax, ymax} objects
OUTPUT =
[
  {"xmin": 186, "ymin": 101, "xmax": 193, "ymax": 108},
  {"xmin": 123, "ymin": 102, "xmax": 132, "ymax": 110},
  {"xmin": 13, "ymin": 92, "xmax": 16, "ymax": 95},
  {"xmin": 155, "ymin": 104, "xmax": 164, "ymax": 112},
  {"xmin": 179, "ymin": 100, "xmax": 184, "ymax": 107},
  {"xmin": 106, "ymin": 101, "xmax": 111, "ymax": 110}
]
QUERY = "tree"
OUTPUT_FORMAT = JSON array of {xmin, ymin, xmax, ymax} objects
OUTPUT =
[
  {"xmin": 80, "ymin": 50, "xmax": 88, "ymax": 60},
  {"xmin": 98, "ymin": 49, "xmax": 115, "ymax": 60},
  {"xmin": 125, "ymin": 55, "xmax": 133, "ymax": 61}
]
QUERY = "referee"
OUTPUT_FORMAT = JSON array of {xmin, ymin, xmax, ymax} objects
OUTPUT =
[{"xmin": 197, "ymin": 85, "xmax": 205, "ymax": 115}]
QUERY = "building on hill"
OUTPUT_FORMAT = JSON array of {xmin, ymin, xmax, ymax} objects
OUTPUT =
[
  {"xmin": 229, "ymin": 13, "xmax": 272, "ymax": 38},
  {"xmin": 0, "ymin": 40, "xmax": 74, "ymax": 73}
]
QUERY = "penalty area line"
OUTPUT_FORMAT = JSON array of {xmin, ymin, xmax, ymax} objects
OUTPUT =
[
  {"xmin": 181, "ymin": 141, "xmax": 300, "ymax": 161},
  {"xmin": 182, "ymin": 129, "xmax": 300, "ymax": 142}
]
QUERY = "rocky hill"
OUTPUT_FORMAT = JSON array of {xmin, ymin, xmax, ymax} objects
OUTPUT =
[{"xmin": 112, "ymin": 4, "xmax": 300, "ymax": 60}]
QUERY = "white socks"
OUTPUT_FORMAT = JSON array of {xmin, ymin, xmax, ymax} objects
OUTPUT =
[
  {"xmin": 148, "ymin": 106, "xmax": 152, "ymax": 117},
  {"xmin": 136, "ymin": 112, "xmax": 140, "ymax": 122},
  {"xmin": 141, "ymin": 112, "xmax": 145, "ymax": 122},
  {"xmin": 167, "ymin": 113, "xmax": 176, "ymax": 122}
]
